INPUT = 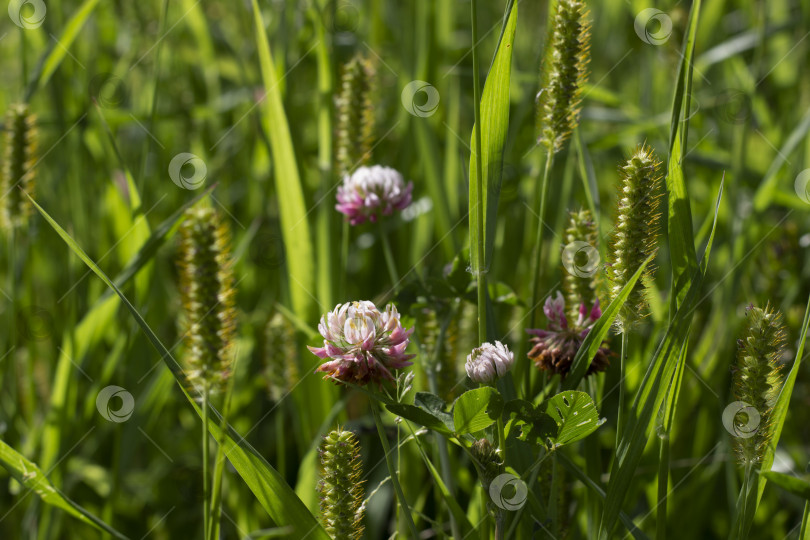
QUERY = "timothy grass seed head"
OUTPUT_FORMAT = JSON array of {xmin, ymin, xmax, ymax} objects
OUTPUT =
[
  {"xmin": 318, "ymin": 428, "xmax": 365, "ymax": 539},
  {"xmin": 335, "ymin": 53, "xmax": 376, "ymax": 178},
  {"xmin": 732, "ymin": 304, "xmax": 785, "ymax": 466},
  {"xmin": 1, "ymin": 103, "xmax": 38, "ymax": 231},
  {"xmin": 537, "ymin": 0, "xmax": 591, "ymax": 153},
  {"xmin": 177, "ymin": 206, "xmax": 237, "ymax": 397},
  {"xmin": 606, "ymin": 144, "xmax": 663, "ymax": 330}
]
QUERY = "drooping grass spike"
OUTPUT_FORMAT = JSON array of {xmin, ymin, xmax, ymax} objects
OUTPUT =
[
  {"xmin": 606, "ymin": 144, "xmax": 663, "ymax": 330},
  {"xmin": 537, "ymin": 0, "xmax": 591, "ymax": 153},
  {"xmin": 177, "ymin": 206, "xmax": 237, "ymax": 397},
  {"xmin": 1, "ymin": 103, "xmax": 38, "ymax": 231},
  {"xmin": 732, "ymin": 304, "xmax": 786, "ymax": 466},
  {"xmin": 335, "ymin": 53, "xmax": 376, "ymax": 178},
  {"xmin": 318, "ymin": 429, "xmax": 365, "ymax": 539}
]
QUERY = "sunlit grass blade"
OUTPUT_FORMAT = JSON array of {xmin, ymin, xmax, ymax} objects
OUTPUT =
[
  {"xmin": 562, "ymin": 253, "xmax": 655, "ymax": 390},
  {"xmin": 27, "ymin": 193, "xmax": 331, "ymax": 540},
  {"xmin": 24, "ymin": 0, "xmax": 102, "ymax": 100},
  {"xmin": 468, "ymin": 0, "xmax": 517, "ymax": 274},
  {"xmin": 250, "ymin": 0, "xmax": 316, "ymax": 323},
  {"xmin": 0, "ymin": 438, "xmax": 128, "ymax": 539},
  {"xmin": 665, "ymin": 0, "xmax": 702, "ymax": 311},
  {"xmin": 598, "ymin": 181, "xmax": 723, "ymax": 539}
]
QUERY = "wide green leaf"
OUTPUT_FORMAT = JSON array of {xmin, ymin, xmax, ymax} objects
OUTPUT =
[
  {"xmin": 27, "ymin": 194, "xmax": 330, "ymax": 540},
  {"xmin": 0, "ymin": 439, "xmax": 128, "ymax": 539},
  {"xmin": 453, "ymin": 387, "xmax": 504, "ymax": 434},
  {"xmin": 544, "ymin": 391, "xmax": 603, "ymax": 448},
  {"xmin": 468, "ymin": 0, "xmax": 517, "ymax": 271}
]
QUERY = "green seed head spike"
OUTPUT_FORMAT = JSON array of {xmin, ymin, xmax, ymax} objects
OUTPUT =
[
  {"xmin": 177, "ymin": 206, "xmax": 237, "ymax": 397},
  {"xmin": 606, "ymin": 144, "xmax": 663, "ymax": 330},
  {"xmin": 335, "ymin": 54, "xmax": 376, "ymax": 178},
  {"xmin": 1, "ymin": 103, "xmax": 38, "ymax": 231},
  {"xmin": 318, "ymin": 429, "xmax": 365, "ymax": 540},
  {"xmin": 563, "ymin": 207, "xmax": 600, "ymax": 319},
  {"xmin": 537, "ymin": 0, "xmax": 591, "ymax": 154},
  {"xmin": 732, "ymin": 304, "xmax": 785, "ymax": 466},
  {"xmin": 264, "ymin": 311, "xmax": 300, "ymax": 402}
]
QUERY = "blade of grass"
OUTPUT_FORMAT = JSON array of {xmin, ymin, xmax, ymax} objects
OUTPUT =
[
  {"xmin": 562, "ymin": 253, "xmax": 655, "ymax": 390},
  {"xmin": 26, "ymin": 193, "xmax": 331, "ymax": 540},
  {"xmin": 24, "ymin": 0, "xmax": 102, "ymax": 100},
  {"xmin": 0, "ymin": 439, "xmax": 128, "ymax": 540},
  {"xmin": 251, "ymin": 0, "xmax": 316, "ymax": 323},
  {"xmin": 752, "ymin": 106, "xmax": 810, "ymax": 210},
  {"xmin": 665, "ymin": 0, "xmax": 702, "ymax": 312},
  {"xmin": 598, "ymin": 181, "xmax": 723, "ymax": 539}
]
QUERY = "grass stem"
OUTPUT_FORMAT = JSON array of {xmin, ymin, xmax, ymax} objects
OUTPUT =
[
  {"xmin": 379, "ymin": 223, "xmax": 399, "ymax": 291},
  {"xmin": 202, "ymin": 388, "xmax": 210, "ymax": 540},
  {"xmin": 617, "ymin": 331, "xmax": 628, "ymax": 445},
  {"xmin": 470, "ymin": 0, "xmax": 487, "ymax": 344},
  {"xmin": 524, "ymin": 148, "xmax": 554, "ymax": 397},
  {"xmin": 370, "ymin": 399, "xmax": 419, "ymax": 538}
]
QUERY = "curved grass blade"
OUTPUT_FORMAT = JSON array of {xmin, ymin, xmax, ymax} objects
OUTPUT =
[
  {"xmin": 0, "ymin": 438, "xmax": 128, "ymax": 539},
  {"xmin": 665, "ymin": 0, "xmax": 702, "ymax": 311},
  {"xmin": 562, "ymin": 253, "xmax": 655, "ymax": 390},
  {"xmin": 752, "ymin": 106, "xmax": 810, "ymax": 211},
  {"xmin": 26, "ymin": 193, "xmax": 331, "ymax": 540},
  {"xmin": 24, "ymin": 0, "xmax": 102, "ymax": 101},
  {"xmin": 251, "ymin": 0, "xmax": 316, "ymax": 323},
  {"xmin": 598, "ymin": 181, "xmax": 723, "ymax": 539}
]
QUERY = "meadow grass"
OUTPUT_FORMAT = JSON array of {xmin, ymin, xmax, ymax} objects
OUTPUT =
[{"xmin": 1, "ymin": 0, "xmax": 810, "ymax": 539}]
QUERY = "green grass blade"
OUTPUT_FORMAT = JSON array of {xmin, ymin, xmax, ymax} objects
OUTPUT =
[
  {"xmin": 563, "ymin": 253, "xmax": 655, "ymax": 390},
  {"xmin": 752, "ymin": 106, "xmax": 810, "ymax": 211},
  {"xmin": 0, "ymin": 438, "xmax": 129, "ymax": 539},
  {"xmin": 24, "ymin": 0, "xmax": 102, "ymax": 100},
  {"xmin": 26, "ymin": 194, "xmax": 331, "ymax": 540},
  {"xmin": 251, "ymin": 0, "xmax": 316, "ymax": 323},
  {"xmin": 468, "ymin": 1, "xmax": 517, "ymax": 271},
  {"xmin": 761, "ymin": 471, "xmax": 810, "ymax": 500},
  {"xmin": 598, "ymin": 181, "xmax": 723, "ymax": 539},
  {"xmin": 665, "ymin": 0, "xmax": 702, "ymax": 311}
]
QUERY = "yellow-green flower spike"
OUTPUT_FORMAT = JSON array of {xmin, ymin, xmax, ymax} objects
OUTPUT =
[
  {"xmin": 607, "ymin": 144, "xmax": 663, "ymax": 330},
  {"xmin": 1, "ymin": 103, "xmax": 38, "ymax": 231},
  {"xmin": 563, "ymin": 208, "xmax": 600, "ymax": 320},
  {"xmin": 318, "ymin": 429, "xmax": 365, "ymax": 540},
  {"xmin": 335, "ymin": 54, "xmax": 376, "ymax": 178},
  {"xmin": 177, "ymin": 206, "xmax": 237, "ymax": 396},
  {"xmin": 732, "ymin": 304, "xmax": 785, "ymax": 466},
  {"xmin": 537, "ymin": 0, "xmax": 591, "ymax": 153}
]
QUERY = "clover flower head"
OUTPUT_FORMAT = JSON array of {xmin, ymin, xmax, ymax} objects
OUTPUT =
[
  {"xmin": 336, "ymin": 165, "xmax": 413, "ymax": 225},
  {"xmin": 465, "ymin": 341, "xmax": 514, "ymax": 384},
  {"xmin": 527, "ymin": 291, "xmax": 610, "ymax": 378},
  {"xmin": 308, "ymin": 300, "xmax": 415, "ymax": 386}
]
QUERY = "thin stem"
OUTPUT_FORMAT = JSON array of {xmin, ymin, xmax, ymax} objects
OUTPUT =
[
  {"xmin": 657, "ymin": 430, "xmax": 670, "ymax": 540},
  {"xmin": 379, "ymin": 223, "xmax": 399, "ymax": 290},
  {"xmin": 340, "ymin": 220, "xmax": 349, "ymax": 297},
  {"xmin": 470, "ymin": 0, "xmax": 487, "ymax": 344},
  {"xmin": 369, "ymin": 399, "xmax": 419, "ymax": 538},
  {"xmin": 202, "ymin": 389, "xmax": 210, "ymax": 540},
  {"xmin": 617, "ymin": 331, "xmax": 628, "ymax": 445},
  {"xmin": 524, "ymin": 148, "xmax": 554, "ymax": 397},
  {"xmin": 799, "ymin": 501, "xmax": 809, "ymax": 539}
]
